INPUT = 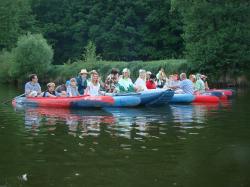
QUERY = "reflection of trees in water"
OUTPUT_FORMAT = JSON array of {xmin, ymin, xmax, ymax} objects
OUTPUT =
[{"xmin": 18, "ymin": 102, "xmax": 232, "ymax": 139}]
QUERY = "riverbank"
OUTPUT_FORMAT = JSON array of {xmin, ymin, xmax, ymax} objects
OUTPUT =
[
  {"xmin": 1, "ymin": 58, "xmax": 249, "ymax": 88},
  {"xmin": 29, "ymin": 59, "xmax": 250, "ymax": 88}
]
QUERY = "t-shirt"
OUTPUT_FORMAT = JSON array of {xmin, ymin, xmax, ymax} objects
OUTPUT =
[
  {"xmin": 146, "ymin": 80, "xmax": 156, "ymax": 89},
  {"xmin": 134, "ymin": 78, "xmax": 147, "ymax": 91},
  {"xmin": 87, "ymin": 82, "xmax": 100, "ymax": 96},
  {"xmin": 67, "ymin": 86, "xmax": 80, "ymax": 97},
  {"xmin": 117, "ymin": 78, "xmax": 134, "ymax": 92},
  {"xmin": 25, "ymin": 82, "xmax": 41, "ymax": 95},
  {"xmin": 195, "ymin": 79, "xmax": 205, "ymax": 93},
  {"xmin": 179, "ymin": 79, "xmax": 194, "ymax": 94}
]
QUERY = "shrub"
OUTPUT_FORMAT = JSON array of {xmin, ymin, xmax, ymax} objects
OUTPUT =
[{"xmin": 12, "ymin": 33, "xmax": 53, "ymax": 81}]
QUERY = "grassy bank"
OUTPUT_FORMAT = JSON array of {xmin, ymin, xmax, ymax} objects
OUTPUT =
[{"xmin": 49, "ymin": 59, "xmax": 189, "ymax": 83}]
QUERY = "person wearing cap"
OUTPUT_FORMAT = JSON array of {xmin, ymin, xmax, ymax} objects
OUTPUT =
[
  {"xmin": 43, "ymin": 82, "xmax": 60, "ymax": 97},
  {"xmin": 194, "ymin": 74, "xmax": 205, "ymax": 93},
  {"xmin": 134, "ymin": 69, "xmax": 148, "ymax": 91},
  {"xmin": 201, "ymin": 75, "xmax": 209, "ymax": 90},
  {"xmin": 105, "ymin": 68, "xmax": 120, "ymax": 93},
  {"xmin": 67, "ymin": 78, "xmax": 80, "ymax": 97},
  {"xmin": 116, "ymin": 68, "xmax": 135, "ymax": 93},
  {"xmin": 76, "ymin": 69, "xmax": 88, "ymax": 95}
]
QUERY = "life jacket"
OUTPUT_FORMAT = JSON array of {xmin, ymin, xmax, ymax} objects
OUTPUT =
[{"xmin": 43, "ymin": 90, "xmax": 56, "ymax": 97}]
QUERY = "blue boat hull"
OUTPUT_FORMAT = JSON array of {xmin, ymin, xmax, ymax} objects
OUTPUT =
[
  {"xmin": 110, "ymin": 89, "xmax": 174, "ymax": 107},
  {"xmin": 170, "ymin": 94, "xmax": 195, "ymax": 104}
]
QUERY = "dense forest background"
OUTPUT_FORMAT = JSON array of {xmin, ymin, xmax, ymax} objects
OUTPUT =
[{"xmin": 0, "ymin": 0, "xmax": 249, "ymax": 84}]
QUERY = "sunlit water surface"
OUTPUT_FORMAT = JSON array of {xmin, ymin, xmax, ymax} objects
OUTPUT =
[{"xmin": 0, "ymin": 85, "xmax": 249, "ymax": 187}]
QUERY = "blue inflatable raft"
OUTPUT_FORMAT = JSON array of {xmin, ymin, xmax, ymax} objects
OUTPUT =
[{"xmin": 170, "ymin": 94, "xmax": 195, "ymax": 104}]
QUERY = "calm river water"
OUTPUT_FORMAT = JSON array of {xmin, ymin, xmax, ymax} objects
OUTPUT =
[{"xmin": 0, "ymin": 84, "xmax": 249, "ymax": 187}]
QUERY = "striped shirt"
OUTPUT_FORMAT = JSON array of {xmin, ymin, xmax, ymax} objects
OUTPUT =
[{"xmin": 180, "ymin": 79, "xmax": 194, "ymax": 94}]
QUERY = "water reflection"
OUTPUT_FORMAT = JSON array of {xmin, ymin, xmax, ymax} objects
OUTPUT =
[{"xmin": 14, "ymin": 101, "xmax": 232, "ymax": 139}]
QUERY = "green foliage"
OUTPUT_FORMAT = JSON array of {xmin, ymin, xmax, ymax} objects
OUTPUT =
[
  {"xmin": 31, "ymin": 0, "xmax": 184, "ymax": 64},
  {"xmin": 50, "ymin": 59, "xmax": 188, "ymax": 84},
  {"xmin": 0, "ymin": 50, "xmax": 15, "ymax": 83},
  {"xmin": 12, "ymin": 33, "xmax": 53, "ymax": 81},
  {"xmin": 0, "ymin": 0, "xmax": 37, "ymax": 50},
  {"xmin": 82, "ymin": 41, "xmax": 100, "ymax": 64},
  {"xmin": 173, "ymin": 0, "xmax": 250, "ymax": 77}
]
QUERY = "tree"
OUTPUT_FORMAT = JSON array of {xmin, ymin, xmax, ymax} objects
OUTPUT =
[
  {"xmin": 0, "ymin": 0, "xmax": 37, "ymax": 50},
  {"xmin": 83, "ymin": 41, "xmax": 100, "ymax": 64},
  {"xmin": 12, "ymin": 33, "xmax": 53, "ymax": 81},
  {"xmin": 172, "ymin": 0, "xmax": 250, "ymax": 76}
]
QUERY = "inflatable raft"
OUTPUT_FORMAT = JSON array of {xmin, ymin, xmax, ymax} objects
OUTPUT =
[
  {"xmin": 12, "ymin": 95, "xmax": 115, "ymax": 108},
  {"xmin": 169, "ymin": 94, "xmax": 195, "ymax": 104},
  {"xmin": 193, "ymin": 95, "xmax": 220, "ymax": 103},
  {"xmin": 110, "ymin": 89, "xmax": 174, "ymax": 107},
  {"xmin": 209, "ymin": 89, "xmax": 235, "ymax": 97},
  {"xmin": 12, "ymin": 90, "xmax": 175, "ymax": 108}
]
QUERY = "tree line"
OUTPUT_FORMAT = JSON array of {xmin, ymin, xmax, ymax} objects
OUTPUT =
[{"xmin": 0, "ymin": 0, "xmax": 249, "ymax": 83}]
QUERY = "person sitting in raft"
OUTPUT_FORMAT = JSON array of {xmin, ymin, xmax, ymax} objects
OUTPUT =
[
  {"xmin": 194, "ymin": 74, "xmax": 205, "ymax": 94},
  {"xmin": 25, "ymin": 74, "xmax": 41, "ymax": 97},
  {"xmin": 146, "ymin": 71, "xmax": 152, "ymax": 81},
  {"xmin": 169, "ymin": 73, "xmax": 194, "ymax": 94},
  {"xmin": 116, "ymin": 68, "xmax": 135, "ymax": 93},
  {"xmin": 76, "ymin": 69, "xmax": 88, "ymax": 95},
  {"xmin": 189, "ymin": 74, "xmax": 196, "ymax": 89},
  {"xmin": 85, "ymin": 70, "xmax": 101, "ymax": 96},
  {"xmin": 179, "ymin": 73, "xmax": 194, "ymax": 94},
  {"xmin": 134, "ymin": 69, "xmax": 148, "ymax": 91},
  {"xmin": 55, "ymin": 83, "xmax": 67, "ymax": 93},
  {"xmin": 67, "ymin": 78, "xmax": 80, "ymax": 97},
  {"xmin": 201, "ymin": 74, "xmax": 209, "ymax": 90},
  {"xmin": 156, "ymin": 68, "xmax": 167, "ymax": 88},
  {"xmin": 146, "ymin": 74, "xmax": 157, "ymax": 89},
  {"xmin": 42, "ymin": 82, "xmax": 60, "ymax": 97},
  {"xmin": 105, "ymin": 68, "xmax": 119, "ymax": 93},
  {"xmin": 163, "ymin": 74, "xmax": 173, "ymax": 89}
]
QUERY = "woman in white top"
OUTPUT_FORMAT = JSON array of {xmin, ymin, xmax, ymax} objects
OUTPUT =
[
  {"xmin": 134, "ymin": 69, "xmax": 148, "ymax": 91},
  {"xmin": 116, "ymin": 68, "xmax": 135, "ymax": 92},
  {"xmin": 85, "ymin": 71, "xmax": 100, "ymax": 96}
]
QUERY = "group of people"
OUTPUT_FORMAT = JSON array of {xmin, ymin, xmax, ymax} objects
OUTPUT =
[{"xmin": 24, "ymin": 68, "xmax": 209, "ymax": 97}]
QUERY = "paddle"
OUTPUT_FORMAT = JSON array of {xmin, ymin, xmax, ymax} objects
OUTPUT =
[{"xmin": 2, "ymin": 93, "xmax": 25, "ymax": 105}]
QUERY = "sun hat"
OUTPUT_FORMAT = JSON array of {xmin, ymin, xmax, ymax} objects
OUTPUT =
[{"xmin": 80, "ymin": 69, "xmax": 88, "ymax": 74}]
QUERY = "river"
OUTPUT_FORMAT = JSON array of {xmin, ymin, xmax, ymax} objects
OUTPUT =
[{"xmin": 0, "ymin": 84, "xmax": 249, "ymax": 187}]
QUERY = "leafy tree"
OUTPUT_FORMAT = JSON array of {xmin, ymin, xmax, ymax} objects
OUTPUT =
[
  {"xmin": 172, "ymin": 0, "xmax": 250, "ymax": 76},
  {"xmin": 83, "ymin": 41, "xmax": 100, "ymax": 64},
  {"xmin": 12, "ymin": 33, "xmax": 53, "ymax": 81},
  {"xmin": 0, "ymin": 0, "xmax": 37, "ymax": 50},
  {"xmin": 0, "ymin": 50, "xmax": 15, "ymax": 83}
]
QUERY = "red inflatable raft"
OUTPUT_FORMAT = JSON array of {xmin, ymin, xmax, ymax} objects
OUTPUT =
[
  {"xmin": 12, "ymin": 95, "xmax": 115, "ymax": 108},
  {"xmin": 209, "ymin": 89, "xmax": 234, "ymax": 97},
  {"xmin": 193, "ymin": 95, "xmax": 220, "ymax": 103}
]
